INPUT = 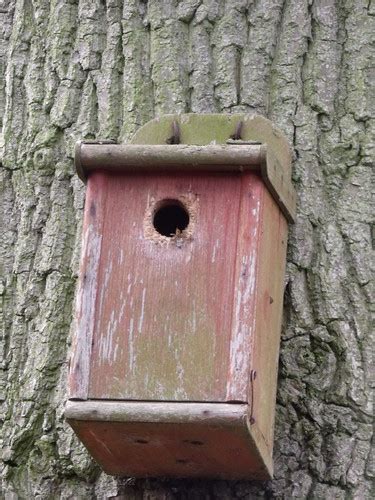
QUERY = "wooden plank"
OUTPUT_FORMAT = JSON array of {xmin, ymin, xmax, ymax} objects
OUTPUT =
[
  {"xmin": 131, "ymin": 114, "xmax": 292, "ymax": 176},
  {"xmin": 88, "ymin": 172, "xmax": 242, "ymax": 401},
  {"xmin": 67, "ymin": 416, "xmax": 271, "ymax": 479},
  {"xmin": 68, "ymin": 172, "xmax": 108, "ymax": 399},
  {"xmin": 249, "ymin": 188, "xmax": 288, "ymax": 449},
  {"xmin": 261, "ymin": 150, "xmax": 296, "ymax": 223},
  {"xmin": 130, "ymin": 113, "xmax": 294, "ymax": 221},
  {"xmin": 65, "ymin": 400, "xmax": 248, "ymax": 425},
  {"xmin": 77, "ymin": 143, "xmax": 265, "ymax": 179},
  {"xmin": 226, "ymin": 172, "xmax": 264, "ymax": 401},
  {"xmin": 76, "ymin": 142, "xmax": 296, "ymax": 223},
  {"xmin": 65, "ymin": 400, "xmax": 273, "ymax": 478},
  {"xmin": 248, "ymin": 419, "xmax": 273, "ymax": 477}
]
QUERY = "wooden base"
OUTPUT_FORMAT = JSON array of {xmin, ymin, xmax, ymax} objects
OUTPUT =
[{"xmin": 65, "ymin": 400, "xmax": 272, "ymax": 480}]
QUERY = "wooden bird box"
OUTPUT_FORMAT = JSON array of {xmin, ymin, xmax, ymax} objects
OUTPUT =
[{"xmin": 65, "ymin": 114, "xmax": 296, "ymax": 480}]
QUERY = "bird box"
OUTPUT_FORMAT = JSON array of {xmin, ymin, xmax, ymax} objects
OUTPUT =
[{"xmin": 65, "ymin": 114, "xmax": 296, "ymax": 480}]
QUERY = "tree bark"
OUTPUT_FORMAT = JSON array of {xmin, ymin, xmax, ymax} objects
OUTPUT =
[{"xmin": 1, "ymin": 0, "xmax": 373, "ymax": 498}]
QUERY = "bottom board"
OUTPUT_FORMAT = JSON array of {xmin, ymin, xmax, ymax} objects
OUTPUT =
[{"xmin": 66, "ymin": 401, "xmax": 272, "ymax": 480}]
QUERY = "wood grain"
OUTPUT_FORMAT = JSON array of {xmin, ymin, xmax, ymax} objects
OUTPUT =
[
  {"xmin": 249, "ymin": 188, "xmax": 288, "ymax": 449},
  {"xmin": 65, "ymin": 400, "xmax": 248, "ymax": 424},
  {"xmin": 88, "ymin": 172, "xmax": 243, "ymax": 401},
  {"xmin": 78, "ymin": 143, "xmax": 266, "ymax": 176},
  {"xmin": 226, "ymin": 172, "xmax": 263, "ymax": 401},
  {"xmin": 69, "ymin": 172, "xmax": 108, "ymax": 399},
  {"xmin": 66, "ymin": 401, "xmax": 271, "ymax": 480}
]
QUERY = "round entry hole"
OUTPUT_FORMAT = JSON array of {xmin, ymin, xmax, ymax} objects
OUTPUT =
[{"xmin": 153, "ymin": 200, "xmax": 189, "ymax": 237}]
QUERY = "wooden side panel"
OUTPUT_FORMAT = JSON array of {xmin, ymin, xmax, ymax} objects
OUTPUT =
[
  {"xmin": 88, "ymin": 173, "xmax": 242, "ymax": 401},
  {"xmin": 68, "ymin": 418, "xmax": 271, "ymax": 480},
  {"xmin": 249, "ymin": 188, "xmax": 288, "ymax": 449},
  {"xmin": 69, "ymin": 172, "xmax": 108, "ymax": 399},
  {"xmin": 226, "ymin": 173, "xmax": 263, "ymax": 401},
  {"xmin": 261, "ymin": 150, "xmax": 296, "ymax": 223}
]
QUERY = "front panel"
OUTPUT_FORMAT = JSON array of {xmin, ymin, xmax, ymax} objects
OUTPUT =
[{"xmin": 88, "ymin": 172, "xmax": 246, "ymax": 401}]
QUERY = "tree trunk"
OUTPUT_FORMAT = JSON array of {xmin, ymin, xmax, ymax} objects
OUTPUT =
[{"xmin": 1, "ymin": 0, "xmax": 373, "ymax": 498}]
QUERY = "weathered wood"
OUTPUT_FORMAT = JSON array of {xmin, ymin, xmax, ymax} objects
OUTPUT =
[
  {"xmin": 76, "ymin": 143, "xmax": 266, "ymax": 178},
  {"xmin": 67, "ymin": 113, "xmax": 292, "ymax": 480},
  {"xmin": 68, "ymin": 420, "xmax": 270, "ymax": 480},
  {"xmin": 128, "ymin": 114, "xmax": 295, "ymax": 224},
  {"xmin": 226, "ymin": 172, "xmax": 263, "ymax": 401},
  {"xmin": 131, "ymin": 114, "xmax": 292, "ymax": 178},
  {"xmin": 75, "ymin": 113, "xmax": 297, "ymax": 224},
  {"xmin": 65, "ymin": 401, "xmax": 272, "ymax": 480},
  {"xmin": 65, "ymin": 400, "xmax": 248, "ymax": 424},
  {"xmin": 249, "ymin": 188, "xmax": 288, "ymax": 449},
  {"xmin": 3, "ymin": 0, "xmax": 373, "ymax": 496},
  {"xmin": 86, "ymin": 172, "xmax": 243, "ymax": 402},
  {"xmin": 77, "ymin": 141, "xmax": 297, "ymax": 223},
  {"xmin": 261, "ymin": 150, "xmax": 297, "ymax": 223},
  {"xmin": 68, "ymin": 172, "xmax": 108, "ymax": 400}
]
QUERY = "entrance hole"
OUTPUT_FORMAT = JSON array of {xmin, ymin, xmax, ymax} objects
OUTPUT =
[{"xmin": 153, "ymin": 200, "xmax": 190, "ymax": 237}]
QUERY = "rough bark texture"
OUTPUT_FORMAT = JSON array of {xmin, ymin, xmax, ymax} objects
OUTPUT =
[{"xmin": 1, "ymin": 0, "xmax": 374, "ymax": 498}]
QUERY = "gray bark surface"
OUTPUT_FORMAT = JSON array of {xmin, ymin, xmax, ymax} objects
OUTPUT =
[{"xmin": 0, "ymin": 0, "xmax": 374, "ymax": 498}]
